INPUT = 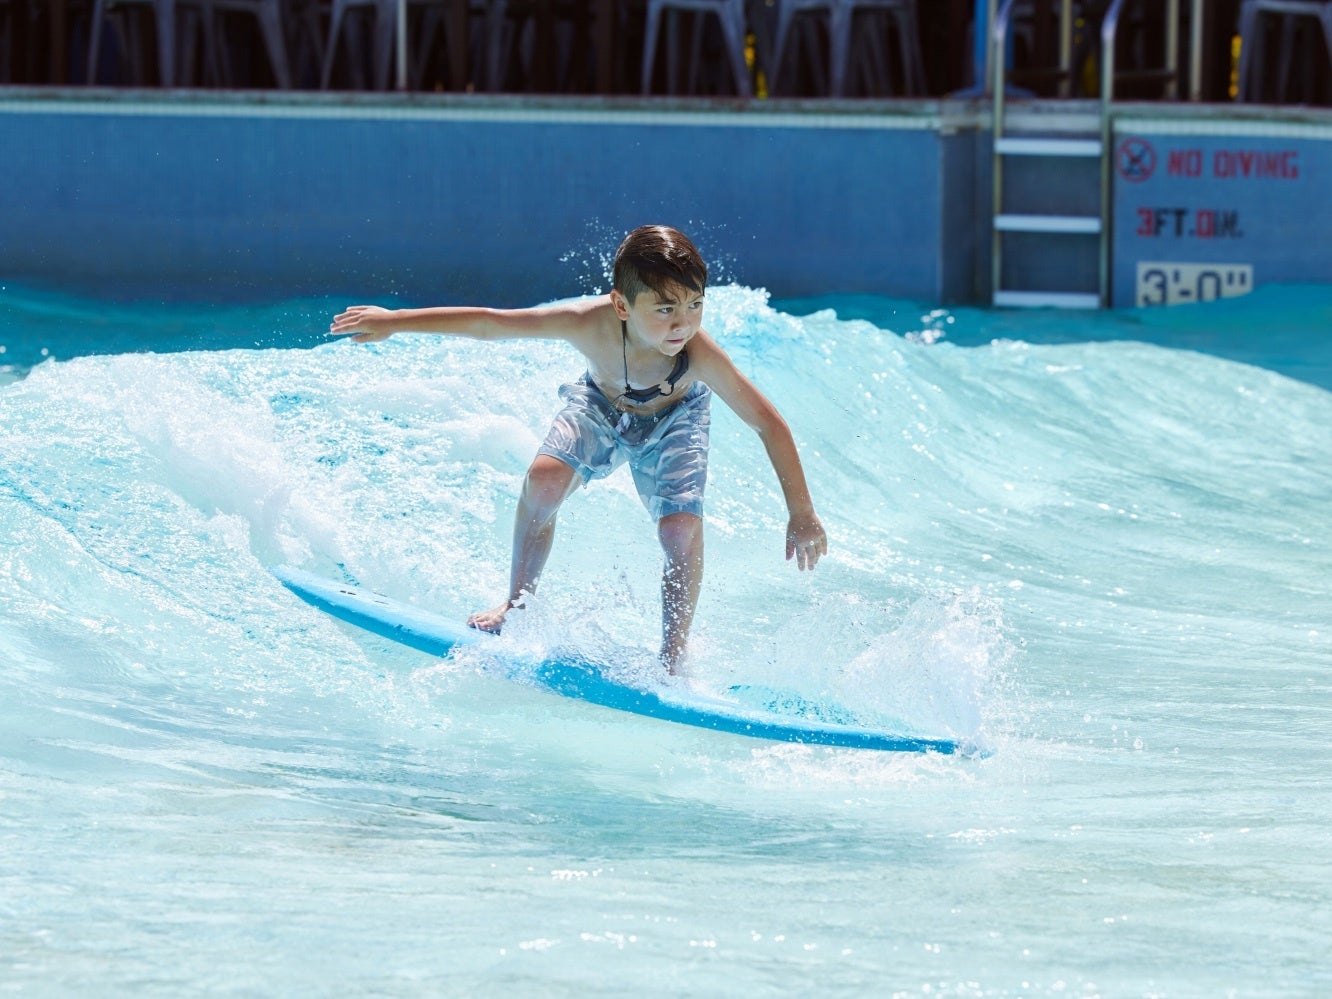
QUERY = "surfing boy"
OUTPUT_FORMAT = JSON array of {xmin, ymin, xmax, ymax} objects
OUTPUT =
[{"xmin": 328, "ymin": 225, "xmax": 826, "ymax": 671}]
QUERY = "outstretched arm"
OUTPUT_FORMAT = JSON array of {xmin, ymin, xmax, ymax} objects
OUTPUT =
[
  {"xmin": 691, "ymin": 333, "xmax": 828, "ymax": 571},
  {"xmin": 328, "ymin": 298, "xmax": 608, "ymax": 347}
]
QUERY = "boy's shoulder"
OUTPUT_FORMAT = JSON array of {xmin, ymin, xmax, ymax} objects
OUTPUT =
[
  {"xmin": 684, "ymin": 329, "xmax": 734, "ymax": 369},
  {"xmin": 543, "ymin": 294, "xmax": 616, "ymax": 329},
  {"xmin": 533, "ymin": 294, "xmax": 619, "ymax": 357}
]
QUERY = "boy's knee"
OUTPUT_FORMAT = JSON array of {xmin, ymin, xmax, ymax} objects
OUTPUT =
[
  {"xmin": 522, "ymin": 456, "xmax": 579, "ymax": 511},
  {"xmin": 658, "ymin": 512, "xmax": 703, "ymax": 559}
]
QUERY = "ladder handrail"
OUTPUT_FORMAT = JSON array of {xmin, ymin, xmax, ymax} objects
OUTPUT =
[
  {"xmin": 989, "ymin": 0, "xmax": 1015, "ymax": 135},
  {"xmin": 1098, "ymin": 0, "xmax": 1127, "ymax": 308},
  {"xmin": 1098, "ymin": 0, "xmax": 1182, "ymax": 307},
  {"xmin": 990, "ymin": 0, "xmax": 1017, "ymax": 304}
]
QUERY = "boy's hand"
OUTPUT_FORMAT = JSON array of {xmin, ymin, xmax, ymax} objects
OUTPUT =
[
  {"xmin": 329, "ymin": 305, "xmax": 395, "ymax": 343},
  {"xmin": 785, "ymin": 513, "xmax": 828, "ymax": 571}
]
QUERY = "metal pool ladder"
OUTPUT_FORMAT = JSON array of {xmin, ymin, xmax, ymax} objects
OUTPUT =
[{"xmin": 989, "ymin": 0, "xmax": 1182, "ymax": 308}]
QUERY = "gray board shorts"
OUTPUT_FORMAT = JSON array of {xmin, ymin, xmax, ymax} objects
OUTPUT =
[{"xmin": 537, "ymin": 373, "xmax": 712, "ymax": 520}]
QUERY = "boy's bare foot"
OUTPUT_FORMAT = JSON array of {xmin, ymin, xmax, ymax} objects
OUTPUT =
[
  {"xmin": 467, "ymin": 601, "xmax": 513, "ymax": 634},
  {"xmin": 659, "ymin": 643, "xmax": 686, "ymax": 677}
]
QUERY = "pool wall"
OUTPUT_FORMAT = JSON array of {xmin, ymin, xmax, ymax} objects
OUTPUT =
[{"xmin": 1, "ymin": 89, "xmax": 1330, "ymax": 308}]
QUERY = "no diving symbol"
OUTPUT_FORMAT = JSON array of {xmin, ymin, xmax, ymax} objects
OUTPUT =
[{"xmin": 1117, "ymin": 137, "xmax": 1156, "ymax": 182}]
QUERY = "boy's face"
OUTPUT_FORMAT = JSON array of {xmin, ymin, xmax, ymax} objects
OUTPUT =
[{"xmin": 612, "ymin": 282, "xmax": 705, "ymax": 356}]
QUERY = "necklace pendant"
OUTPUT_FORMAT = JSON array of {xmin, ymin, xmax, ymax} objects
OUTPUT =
[{"xmin": 658, "ymin": 380, "xmax": 673, "ymax": 396}]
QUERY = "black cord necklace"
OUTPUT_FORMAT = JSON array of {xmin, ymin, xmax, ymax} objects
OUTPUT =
[
  {"xmin": 618, "ymin": 320, "xmax": 688, "ymax": 409},
  {"xmin": 621, "ymin": 320, "xmax": 633, "ymax": 400}
]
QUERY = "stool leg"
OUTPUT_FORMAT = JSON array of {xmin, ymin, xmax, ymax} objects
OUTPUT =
[
  {"xmin": 858, "ymin": 10, "xmax": 890, "ymax": 93},
  {"xmin": 373, "ymin": 0, "xmax": 394, "ymax": 89},
  {"xmin": 717, "ymin": 4, "xmax": 752, "ymax": 96},
  {"xmin": 688, "ymin": 11, "xmax": 707, "ymax": 92},
  {"xmin": 899, "ymin": 5, "xmax": 926, "ymax": 94},
  {"xmin": 829, "ymin": 1, "xmax": 851, "ymax": 96},
  {"xmin": 198, "ymin": 2, "xmax": 223, "ymax": 85},
  {"xmin": 256, "ymin": 2, "xmax": 292, "ymax": 88},
  {"xmin": 87, "ymin": 0, "xmax": 106, "ymax": 83},
  {"xmin": 666, "ymin": 9, "xmax": 682, "ymax": 93},
  {"xmin": 641, "ymin": 1, "xmax": 661, "ymax": 93},
  {"xmin": 412, "ymin": 6, "xmax": 438, "ymax": 86},
  {"xmin": 1276, "ymin": 11, "xmax": 1297, "ymax": 100},
  {"xmin": 323, "ymin": 0, "xmax": 360, "ymax": 88},
  {"xmin": 770, "ymin": 4, "xmax": 797, "ymax": 95},
  {"xmin": 486, "ymin": 0, "xmax": 509, "ymax": 91},
  {"xmin": 155, "ymin": 0, "xmax": 176, "ymax": 86}
]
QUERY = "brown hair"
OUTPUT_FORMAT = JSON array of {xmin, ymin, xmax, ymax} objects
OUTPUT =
[{"xmin": 612, "ymin": 225, "xmax": 708, "ymax": 302}]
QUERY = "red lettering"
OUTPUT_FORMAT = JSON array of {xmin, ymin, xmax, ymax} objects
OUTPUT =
[
  {"xmin": 1137, "ymin": 207, "xmax": 1155, "ymax": 236},
  {"xmin": 1212, "ymin": 149, "xmax": 1299, "ymax": 179},
  {"xmin": 1196, "ymin": 209, "xmax": 1215, "ymax": 238},
  {"xmin": 1168, "ymin": 149, "xmax": 1203, "ymax": 177}
]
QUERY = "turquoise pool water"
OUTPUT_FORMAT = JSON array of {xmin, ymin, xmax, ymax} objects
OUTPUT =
[{"xmin": 2, "ymin": 282, "xmax": 1329, "ymax": 996}]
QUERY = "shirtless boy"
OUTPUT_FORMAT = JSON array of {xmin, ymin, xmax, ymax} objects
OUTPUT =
[{"xmin": 328, "ymin": 225, "xmax": 827, "ymax": 671}]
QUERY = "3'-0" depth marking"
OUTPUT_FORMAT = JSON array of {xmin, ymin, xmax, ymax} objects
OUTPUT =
[{"xmin": 1135, "ymin": 262, "xmax": 1253, "ymax": 307}]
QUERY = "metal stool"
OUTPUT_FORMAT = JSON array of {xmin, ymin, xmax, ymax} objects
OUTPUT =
[
  {"xmin": 322, "ymin": 0, "xmax": 395, "ymax": 88},
  {"xmin": 640, "ymin": 0, "xmax": 752, "ymax": 96},
  {"xmin": 205, "ymin": 0, "xmax": 293, "ymax": 88},
  {"xmin": 323, "ymin": 0, "xmax": 482, "ymax": 91},
  {"xmin": 87, "ymin": 0, "xmax": 193, "ymax": 86},
  {"xmin": 484, "ymin": 0, "xmax": 601, "ymax": 93},
  {"xmin": 1237, "ymin": 0, "xmax": 1332, "ymax": 102},
  {"xmin": 412, "ymin": 0, "xmax": 479, "ymax": 91},
  {"xmin": 768, "ymin": 0, "xmax": 925, "ymax": 97}
]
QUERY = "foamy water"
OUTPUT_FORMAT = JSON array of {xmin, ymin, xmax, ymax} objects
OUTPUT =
[{"xmin": 2, "ymin": 284, "xmax": 1329, "ymax": 996}]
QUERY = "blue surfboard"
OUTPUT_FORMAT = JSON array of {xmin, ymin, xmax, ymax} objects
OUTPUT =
[{"xmin": 272, "ymin": 565, "xmax": 966, "ymax": 755}]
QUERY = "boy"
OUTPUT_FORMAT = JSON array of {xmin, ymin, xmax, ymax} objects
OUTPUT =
[{"xmin": 328, "ymin": 225, "xmax": 826, "ymax": 671}]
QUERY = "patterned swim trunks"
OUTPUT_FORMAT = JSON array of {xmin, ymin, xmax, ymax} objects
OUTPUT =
[{"xmin": 537, "ymin": 373, "xmax": 712, "ymax": 520}]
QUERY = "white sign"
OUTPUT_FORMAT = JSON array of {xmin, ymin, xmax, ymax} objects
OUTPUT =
[{"xmin": 1136, "ymin": 262, "xmax": 1253, "ymax": 307}]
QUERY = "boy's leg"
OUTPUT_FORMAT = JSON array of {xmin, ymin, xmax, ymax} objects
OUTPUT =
[
  {"xmin": 468, "ymin": 454, "xmax": 580, "ymax": 633},
  {"xmin": 657, "ymin": 511, "xmax": 704, "ymax": 671}
]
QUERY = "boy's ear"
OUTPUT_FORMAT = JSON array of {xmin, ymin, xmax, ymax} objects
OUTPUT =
[{"xmin": 609, "ymin": 289, "xmax": 632, "ymax": 319}]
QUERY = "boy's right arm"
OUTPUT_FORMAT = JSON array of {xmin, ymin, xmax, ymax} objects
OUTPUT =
[{"xmin": 328, "ymin": 300, "xmax": 606, "ymax": 346}]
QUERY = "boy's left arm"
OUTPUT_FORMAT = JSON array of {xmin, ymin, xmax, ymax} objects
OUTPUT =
[{"xmin": 692, "ymin": 333, "xmax": 828, "ymax": 571}]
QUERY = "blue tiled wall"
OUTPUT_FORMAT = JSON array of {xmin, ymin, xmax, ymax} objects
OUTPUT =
[{"xmin": 0, "ymin": 97, "xmax": 948, "ymax": 305}]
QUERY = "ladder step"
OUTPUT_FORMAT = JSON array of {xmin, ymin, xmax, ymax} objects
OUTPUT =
[
  {"xmin": 995, "ymin": 213, "xmax": 1102, "ymax": 234},
  {"xmin": 996, "ymin": 137, "xmax": 1103, "ymax": 157},
  {"xmin": 994, "ymin": 290, "xmax": 1102, "ymax": 309}
]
